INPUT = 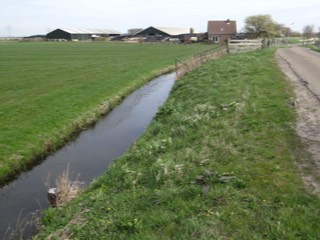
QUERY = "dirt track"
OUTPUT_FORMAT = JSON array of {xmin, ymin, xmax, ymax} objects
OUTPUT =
[{"xmin": 276, "ymin": 47, "xmax": 320, "ymax": 194}]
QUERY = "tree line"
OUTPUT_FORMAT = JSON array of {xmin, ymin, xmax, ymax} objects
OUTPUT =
[{"xmin": 244, "ymin": 14, "xmax": 318, "ymax": 39}]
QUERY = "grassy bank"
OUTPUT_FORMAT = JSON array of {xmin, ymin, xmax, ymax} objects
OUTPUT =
[
  {"xmin": 36, "ymin": 49, "xmax": 320, "ymax": 239},
  {"xmin": 310, "ymin": 46, "xmax": 320, "ymax": 53},
  {"xmin": 0, "ymin": 42, "xmax": 213, "ymax": 183}
]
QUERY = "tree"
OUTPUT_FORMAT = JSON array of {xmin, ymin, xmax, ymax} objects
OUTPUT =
[
  {"xmin": 302, "ymin": 25, "xmax": 315, "ymax": 39},
  {"xmin": 274, "ymin": 22, "xmax": 287, "ymax": 37},
  {"xmin": 274, "ymin": 23, "xmax": 298, "ymax": 37},
  {"xmin": 291, "ymin": 31, "xmax": 301, "ymax": 37},
  {"xmin": 244, "ymin": 14, "xmax": 275, "ymax": 38}
]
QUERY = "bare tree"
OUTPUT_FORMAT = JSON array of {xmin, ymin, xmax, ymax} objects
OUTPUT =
[
  {"xmin": 274, "ymin": 22, "xmax": 286, "ymax": 37},
  {"xmin": 244, "ymin": 14, "xmax": 275, "ymax": 38},
  {"xmin": 302, "ymin": 25, "xmax": 315, "ymax": 39}
]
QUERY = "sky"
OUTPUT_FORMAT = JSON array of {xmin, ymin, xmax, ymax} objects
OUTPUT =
[{"xmin": 0, "ymin": 0, "xmax": 319, "ymax": 37}]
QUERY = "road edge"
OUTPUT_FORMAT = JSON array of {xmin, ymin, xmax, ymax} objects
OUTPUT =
[{"xmin": 276, "ymin": 49, "xmax": 320, "ymax": 194}]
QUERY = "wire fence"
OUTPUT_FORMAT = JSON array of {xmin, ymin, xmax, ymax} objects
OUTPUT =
[{"xmin": 175, "ymin": 45, "xmax": 227, "ymax": 79}]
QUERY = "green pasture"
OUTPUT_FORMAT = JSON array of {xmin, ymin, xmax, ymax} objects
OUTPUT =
[
  {"xmin": 0, "ymin": 41, "xmax": 213, "ymax": 183},
  {"xmin": 287, "ymin": 37, "xmax": 302, "ymax": 44}
]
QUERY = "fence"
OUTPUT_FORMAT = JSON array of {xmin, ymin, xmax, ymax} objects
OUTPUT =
[
  {"xmin": 175, "ymin": 37, "xmax": 290, "ymax": 79},
  {"xmin": 227, "ymin": 39, "xmax": 262, "ymax": 53},
  {"xmin": 175, "ymin": 45, "xmax": 227, "ymax": 79},
  {"xmin": 268, "ymin": 38, "xmax": 289, "ymax": 46},
  {"xmin": 301, "ymin": 39, "xmax": 317, "ymax": 46}
]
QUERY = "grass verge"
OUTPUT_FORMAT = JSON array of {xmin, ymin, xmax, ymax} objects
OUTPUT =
[
  {"xmin": 36, "ymin": 49, "xmax": 320, "ymax": 239},
  {"xmin": 0, "ymin": 42, "xmax": 214, "ymax": 184},
  {"xmin": 310, "ymin": 46, "xmax": 320, "ymax": 53}
]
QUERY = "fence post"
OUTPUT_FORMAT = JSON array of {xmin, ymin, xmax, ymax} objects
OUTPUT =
[
  {"xmin": 48, "ymin": 188, "xmax": 60, "ymax": 207},
  {"xmin": 175, "ymin": 59, "xmax": 178, "ymax": 73},
  {"xmin": 175, "ymin": 59, "xmax": 179, "ymax": 78},
  {"xmin": 227, "ymin": 38, "xmax": 230, "ymax": 54}
]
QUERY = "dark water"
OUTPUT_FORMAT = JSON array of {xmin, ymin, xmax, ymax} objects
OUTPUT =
[{"xmin": 0, "ymin": 73, "xmax": 175, "ymax": 238}]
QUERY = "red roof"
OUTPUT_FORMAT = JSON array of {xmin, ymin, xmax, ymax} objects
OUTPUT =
[{"xmin": 207, "ymin": 20, "xmax": 237, "ymax": 35}]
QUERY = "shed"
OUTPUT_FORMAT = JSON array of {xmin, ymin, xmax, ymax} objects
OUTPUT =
[
  {"xmin": 207, "ymin": 20, "xmax": 237, "ymax": 44},
  {"xmin": 47, "ymin": 28, "xmax": 121, "ymax": 41}
]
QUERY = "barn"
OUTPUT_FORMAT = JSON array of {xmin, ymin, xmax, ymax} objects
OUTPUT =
[
  {"xmin": 135, "ymin": 26, "xmax": 199, "ymax": 37},
  {"xmin": 47, "ymin": 28, "xmax": 121, "ymax": 41}
]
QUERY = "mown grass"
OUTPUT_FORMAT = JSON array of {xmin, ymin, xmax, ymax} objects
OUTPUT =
[
  {"xmin": 0, "ymin": 42, "xmax": 214, "ymax": 183},
  {"xmin": 36, "ymin": 49, "xmax": 320, "ymax": 239}
]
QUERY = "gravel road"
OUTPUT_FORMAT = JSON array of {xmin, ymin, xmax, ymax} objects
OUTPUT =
[
  {"xmin": 276, "ymin": 46, "xmax": 320, "ymax": 194},
  {"xmin": 277, "ymin": 47, "xmax": 320, "ymax": 98}
]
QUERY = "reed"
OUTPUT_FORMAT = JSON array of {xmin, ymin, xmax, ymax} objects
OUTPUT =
[
  {"xmin": 3, "ymin": 210, "xmax": 41, "ymax": 240},
  {"xmin": 53, "ymin": 165, "xmax": 82, "ymax": 207}
]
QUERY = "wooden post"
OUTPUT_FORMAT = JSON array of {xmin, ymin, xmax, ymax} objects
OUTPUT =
[{"xmin": 48, "ymin": 188, "xmax": 60, "ymax": 207}]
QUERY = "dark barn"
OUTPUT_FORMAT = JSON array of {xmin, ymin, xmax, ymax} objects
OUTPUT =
[
  {"xmin": 47, "ymin": 28, "xmax": 121, "ymax": 41},
  {"xmin": 135, "ymin": 26, "xmax": 199, "ymax": 37}
]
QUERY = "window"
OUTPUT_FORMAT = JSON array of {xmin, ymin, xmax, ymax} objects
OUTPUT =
[{"xmin": 211, "ymin": 36, "xmax": 219, "ymax": 43}]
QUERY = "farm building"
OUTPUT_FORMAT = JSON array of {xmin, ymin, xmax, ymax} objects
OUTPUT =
[
  {"xmin": 207, "ymin": 20, "xmax": 237, "ymax": 44},
  {"xmin": 46, "ymin": 28, "xmax": 121, "ymax": 41},
  {"xmin": 135, "ymin": 26, "xmax": 200, "ymax": 37}
]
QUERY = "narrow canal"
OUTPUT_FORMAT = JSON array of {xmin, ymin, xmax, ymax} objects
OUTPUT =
[{"xmin": 0, "ymin": 73, "xmax": 175, "ymax": 238}]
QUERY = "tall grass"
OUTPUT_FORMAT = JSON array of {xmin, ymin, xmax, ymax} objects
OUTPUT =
[
  {"xmin": 51, "ymin": 165, "xmax": 82, "ymax": 207},
  {"xmin": 0, "ymin": 42, "xmax": 213, "ymax": 184},
  {"xmin": 36, "ymin": 49, "xmax": 320, "ymax": 239}
]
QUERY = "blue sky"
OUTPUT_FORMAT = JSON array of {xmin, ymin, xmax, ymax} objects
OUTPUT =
[{"xmin": 0, "ymin": 0, "xmax": 319, "ymax": 36}]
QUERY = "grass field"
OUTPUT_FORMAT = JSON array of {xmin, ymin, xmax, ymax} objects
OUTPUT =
[
  {"xmin": 36, "ymin": 49, "xmax": 320, "ymax": 239},
  {"xmin": 0, "ymin": 41, "xmax": 214, "ymax": 184},
  {"xmin": 287, "ymin": 37, "xmax": 302, "ymax": 44}
]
